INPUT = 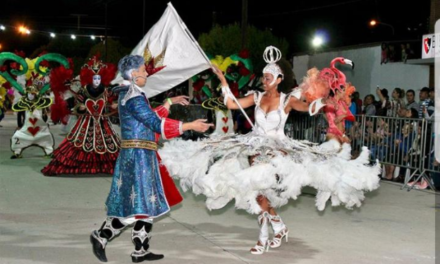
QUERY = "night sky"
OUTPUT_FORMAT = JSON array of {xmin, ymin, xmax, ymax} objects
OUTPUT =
[{"xmin": 0, "ymin": 0, "xmax": 431, "ymax": 57}]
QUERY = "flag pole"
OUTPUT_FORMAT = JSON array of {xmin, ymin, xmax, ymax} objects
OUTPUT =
[
  {"xmin": 168, "ymin": 2, "xmax": 254, "ymax": 128},
  {"xmin": 225, "ymin": 87, "xmax": 255, "ymax": 128},
  {"xmin": 213, "ymin": 68, "xmax": 254, "ymax": 129}
]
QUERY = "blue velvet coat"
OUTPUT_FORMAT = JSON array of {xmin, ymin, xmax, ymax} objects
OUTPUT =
[{"xmin": 105, "ymin": 86, "xmax": 171, "ymax": 218}]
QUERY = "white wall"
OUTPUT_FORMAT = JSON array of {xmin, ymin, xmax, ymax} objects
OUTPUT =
[{"xmin": 293, "ymin": 45, "xmax": 430, "ymax": 100}]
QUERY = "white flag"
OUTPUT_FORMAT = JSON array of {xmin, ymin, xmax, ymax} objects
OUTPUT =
[{"xmin": 112, "ymin": 2, "xmax": 212, "ymax": 98}]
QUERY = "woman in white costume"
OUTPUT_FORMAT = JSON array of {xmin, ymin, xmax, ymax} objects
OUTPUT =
[{"xmin": 159, "ymin": 46, "xmax": 380, "ymax": 255}]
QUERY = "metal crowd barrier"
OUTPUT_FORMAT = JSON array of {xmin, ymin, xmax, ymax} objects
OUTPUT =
[{"xmin": 285, "ymin": 114, "xmax": 437, "ymax": 191}]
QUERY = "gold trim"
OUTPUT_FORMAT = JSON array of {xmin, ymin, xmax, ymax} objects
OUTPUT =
[{"xmin": 121, "ymin": 140, "xmax": 157, "ymax": 151}]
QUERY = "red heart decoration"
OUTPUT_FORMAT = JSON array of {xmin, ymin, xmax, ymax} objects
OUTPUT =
[
  {"xmin": 29, "ymin": 118, "xmax": 38, "ymax": 126},
  {"xmin": 222, "ymin": 117, "xmax": 228, "ymax": 123},
  {"xmin": 222, "ymin": 126, "xmax": 229, "ymax": 133},
  {"xmin": 85, "ymin": 98, "xmax": 105, "ymax": 116},
  {"xmin": 27, "ymin": 126, "xmax": 40, "ymax": 136}
]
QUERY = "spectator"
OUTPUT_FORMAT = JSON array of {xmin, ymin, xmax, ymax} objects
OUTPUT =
[
  {"xmin": 363, "ymin": 94, "xmax": 376, "ymax": 116},
  {"xmin": 390, "ymin": 88, "xmax": 405, "ymax": 117},
  {"xmin": 401, "ymin": 44, "xmax": 408, "ymax": 63},
  {"xmin": 423, "ymin": 87, "xmax": 435, "ymax": 119},
  {"xmin": 398, "ymin": 107, "xmax": 419, "ymax": 134},
  {"xmin": 384, "ymin": 123, "xmax": 414, "ymax": 181},
  {"xmin": 345, "ymin": 94, "xmax": 357, "ymax": 130},
  {"xmin": 377, "ymin": 87, "xmax": 405, "ymax": 117},
  {"xmin": 381, "ymin": 43, "xmax": 389, "ymax": 64},
  {"xmin": 348, "ymin": 121, "xmax": 362, "ymax": 158},
  {"xmin": 363, "ymin": 119, "xmax": 375, "ymax": 143},
  {"xmin": 352, "ymin": 91, "xmax": 363, "ymax": 115},
  {"xmin": 402, "ymin": 125, "xmax": 423, "ymax": 183},
  {"xmin": 375, "ymin": 88, "xmax": 390, "ymax": 116},
  {"xmin": 371, "ymin": 117, "xmax": 390, "ymax": 161},
  {"xmin": 388, "ymin": 45, "xmax": 396, "ymax": 62},
  {"xmin": 419, "ymin": 87, "xmax": 432, "ymax": 119},
  {"xmin": 405, "ymin": 89, "xmax": 419, "ymax": 112},
  {"xmin": 406, "ymin": 43, "xmax": 414, "ymax": 59},
  {"xmin": 398, "ymin": 107, "xmax": 419, "ymax": 119}
]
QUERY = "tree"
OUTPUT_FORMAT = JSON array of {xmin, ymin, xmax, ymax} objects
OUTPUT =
[{"xmin": 198, "ymin": 23, "xmax": 289, "ymax": 73}]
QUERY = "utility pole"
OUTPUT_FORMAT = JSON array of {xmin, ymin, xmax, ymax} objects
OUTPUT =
[
  {"xmin": 70, "ymin": 14, "xmax": 87, "ymax": 30},
  {"xmin": 212, "ymin": 11, "xmax": 217, "ymax": 28},
  {"xmin": 143, "ymin": 0, "xmax": 146, "ymax": 36},
  {"xmin": 241, "ymin": 0, "xmax": 248, "ymax": 49},
  {"xmin": 105, "ymin": 1, "xmax": 108, "ymax": 61}
]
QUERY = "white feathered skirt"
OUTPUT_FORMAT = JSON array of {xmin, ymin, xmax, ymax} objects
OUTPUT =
[{"xmin": 159, "ymin": 133, "xmax": 380, "ymax": 214}]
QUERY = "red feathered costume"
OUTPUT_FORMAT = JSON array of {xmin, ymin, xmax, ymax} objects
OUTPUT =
[{"xmin": 42, "ymin": 56, "xmax": 120, "ymax": 176}]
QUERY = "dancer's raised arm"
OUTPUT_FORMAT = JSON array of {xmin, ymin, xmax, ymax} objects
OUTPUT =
[{"xmin": 212, "ymin": 66, "xmax": 255, "ymax": 110}]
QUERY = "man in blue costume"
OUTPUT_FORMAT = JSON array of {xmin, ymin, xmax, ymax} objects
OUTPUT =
[{"xmin": 90, "ymin": 55, "xmax": 212, "ymax": 263}]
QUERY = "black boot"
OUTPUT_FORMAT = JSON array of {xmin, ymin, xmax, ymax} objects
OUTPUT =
[
  {"xmin": 131, "ymin": 221, "xmax": 164, "ymax": 262},
  {"xmin": 90, "ymin": 218, "xmax": 126, "ymax": 262}
]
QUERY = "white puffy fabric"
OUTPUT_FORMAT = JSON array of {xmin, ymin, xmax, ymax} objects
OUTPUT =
[
  {"xmin": 11, "ymin": 109, "xmax": 54, "ymax": 156},
  {"xmin": 159, "ymin": 91, "xmax": 380, "ymax": 214}
]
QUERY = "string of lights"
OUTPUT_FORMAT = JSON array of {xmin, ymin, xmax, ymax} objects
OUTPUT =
[{"xmin": 0, "ymin": 23, "xmax": 115, "ymax": 40}]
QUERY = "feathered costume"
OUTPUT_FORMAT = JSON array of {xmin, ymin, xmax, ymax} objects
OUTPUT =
[
  {"xmin": 159, "ymin": 53, "xmax": 380, "ymax": 215},
  {"xmin": 302, "ymin": 57, "xmax": 356, "ymax": 144},
  {"xmin": 42, "ymin": 56, "xmax": 120, "ymax": 176}
]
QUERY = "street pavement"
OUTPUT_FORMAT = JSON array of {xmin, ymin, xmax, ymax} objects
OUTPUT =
[{"xmin": 0, "ymin": 113, "xmax": 437, "ymax": 264}]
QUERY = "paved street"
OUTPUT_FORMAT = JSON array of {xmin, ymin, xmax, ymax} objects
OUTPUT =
[{"xmin": 0, "ymin": 113, "xmax": 437, "ymax": 264}]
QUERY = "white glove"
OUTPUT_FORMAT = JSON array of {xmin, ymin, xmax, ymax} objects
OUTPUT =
[
  {"xmin": 309, "ymin": 98, "xmax": 326, "ymax": 116},
  {"xmin": 222, "ymin": 86, "xmax": 233, "ymax": 106}
]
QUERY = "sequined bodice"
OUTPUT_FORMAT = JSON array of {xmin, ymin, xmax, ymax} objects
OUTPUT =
[{"xmin": 253, "ymin": 92, "xmax": 289, "ymax": 138}]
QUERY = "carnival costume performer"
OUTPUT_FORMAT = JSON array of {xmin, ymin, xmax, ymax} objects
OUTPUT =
[
  {"xmin": 305, "ymin": 58, "xmax": 356, "ymax": 149},
  {"xmin": 0, "ymin": 79, "xmax": 7, "ymax": 125},
  {"xmin": 323, "ymin": 85, "xmax": 355, "ymax": 146},
  {"xmin": 90, "ymin": 55, "xmax": 212, "ymax": 263},
  {"xmin": 158, "ymin": 46, "xmax": 380, "ymax": 254},
  {"xmin": 0, "ymin": 52, "xmax": 69, "ymax": 159},
  {"xmin": 42, "ymin": 56, "xmax": 120, "ymax": 176},
  {"xmin": 202, "ymin": 98, "xmax": 234, "ymax": 135},
  {"xmin": 10, "ymin": 81, "xmax": 54, "ymax": 158}
]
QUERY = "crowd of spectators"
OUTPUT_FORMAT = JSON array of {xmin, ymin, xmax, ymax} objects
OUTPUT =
[
  {"xmin": 381, "ymin": 42, "xmax": 416, "ymax": 64},
  {"xmin": 348, "ymin": 86, "xmax": 437, "ymax": 188}
]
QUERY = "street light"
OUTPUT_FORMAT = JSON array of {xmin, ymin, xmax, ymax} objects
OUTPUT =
[
  {"xmin": 369, "ymin": 19, "xmax": 395, "ymax": 35},
  {"xmin": 312, "ymin": 36, "xmax": 324, "ymax": 48},
  {"xmin": 18, "ymin": 26, "xmax": 30, "ymax": 34},
  {"xmin": 50, "ymin": 32, "xmax": 56, "ymax": 38},
  {"xmin": 0, "ymin": 25, "xmax": 5, "ymax": 31}
]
